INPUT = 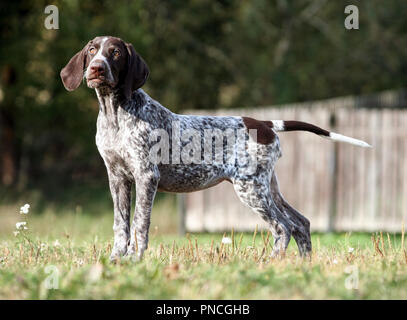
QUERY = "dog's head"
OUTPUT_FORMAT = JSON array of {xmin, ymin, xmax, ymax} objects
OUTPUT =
[{"xmin": 60, "ymin": 36, "xmax": 149, "ymax": 100}]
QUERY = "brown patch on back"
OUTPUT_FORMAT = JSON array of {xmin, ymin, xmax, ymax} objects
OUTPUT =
[{"xmin": 242, "ymin": 117, "xmax": 276, "ymax": 145}]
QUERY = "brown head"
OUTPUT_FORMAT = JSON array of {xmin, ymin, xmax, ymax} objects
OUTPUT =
[{"xmin": 60, "ymin": 36, "xmax": 149, "ymax": 100}]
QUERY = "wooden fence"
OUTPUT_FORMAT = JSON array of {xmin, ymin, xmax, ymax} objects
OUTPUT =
[{"xmin": 180, "ymin": 89, "xmax": 407, "ymax": 232}]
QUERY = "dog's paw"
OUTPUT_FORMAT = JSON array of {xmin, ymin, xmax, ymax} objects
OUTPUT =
[
  {"xmin": 123, "ymin": 247, "xmax": 144, "ymax": 262},
  {"xmin": 109, "ymin": 253, "xmax": 122, "ymax": 263},
  {"xmin": 109, "ymin": 248, "xmax": 127, "ymax": 263},
  {"xmin": 122, "ymin": 252, "xmax": 142, "ymax": 263}
]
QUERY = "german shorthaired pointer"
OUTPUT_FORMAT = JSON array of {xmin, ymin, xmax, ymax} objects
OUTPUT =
[{"xmin": 61, "ymin": 36, "xmax": 370, "ymax": 261}]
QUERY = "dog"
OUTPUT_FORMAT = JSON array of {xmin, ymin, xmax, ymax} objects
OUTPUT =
[{"xmin": 61, "ymin": 36, "xmax": 370, "ymax": 261}]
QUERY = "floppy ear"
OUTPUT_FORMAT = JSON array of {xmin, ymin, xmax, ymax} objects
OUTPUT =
[
  {"xmin": 60, "ymin": 46, "xmax": 88, "ymax": 91},
  {"xmin": 123, "ymin": 43, "xmax": 149, "ymax": 100}
]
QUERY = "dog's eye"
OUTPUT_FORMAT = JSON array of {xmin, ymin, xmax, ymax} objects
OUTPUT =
[
  {"xmin": 89, "ymin": 47, "xmax": 96, "ymax": 55},
  {"xmin": 113, "ymin": 49, "xmax": 121, "ymax": 58}
]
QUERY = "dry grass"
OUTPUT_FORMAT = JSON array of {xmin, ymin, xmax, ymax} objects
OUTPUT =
[
  {"xmin": 0, "ymin": 197, "xmax": 406, "ymax": 299},
  {"xmin": 0, "ymin": 225, "xmax": 406, "ymax": 299}
]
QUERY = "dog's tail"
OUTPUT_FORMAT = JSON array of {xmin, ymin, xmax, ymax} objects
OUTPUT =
[{"xmin": 266, "ymin": 120, "xmax": 371, "ymax": 148}]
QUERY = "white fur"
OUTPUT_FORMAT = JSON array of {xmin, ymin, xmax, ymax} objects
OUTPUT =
[
  {"xmin": 271, "ymin": 119, "xmax": 371, "ymax": 148},
  {"xmin": 324, "ymin": 132, "xmax": 371, "ymax": 148},
  {"xmin": 272, "ymin": 120, "xmax": 285, "ymax": 131}
]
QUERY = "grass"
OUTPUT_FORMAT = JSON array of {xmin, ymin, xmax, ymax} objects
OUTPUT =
[{"xmin": 0, "ymin": 196, "xmax": 406, "ymax": 299}]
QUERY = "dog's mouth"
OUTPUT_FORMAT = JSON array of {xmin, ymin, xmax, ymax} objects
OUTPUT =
[
  {"xmin": 87, "ymin": 76, "xmax": 111, "ymax": 88},
  {"xmin": 88, "ymin": 77, "xmax": 103, "ymax": 83}
]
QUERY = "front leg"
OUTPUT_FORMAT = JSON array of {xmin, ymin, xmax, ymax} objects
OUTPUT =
[
  {"xmin": 127, "ymin": 170, "xmax": 159, "ymax": 261},
  {"xmin": 107, "ymin": 170, "xmax": 132, "ymax": 261}
]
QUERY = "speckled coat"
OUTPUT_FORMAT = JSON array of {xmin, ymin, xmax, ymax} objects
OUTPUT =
[{"xmin": 94, "ymin": 88, "xmax": 300, "ymax": 260}]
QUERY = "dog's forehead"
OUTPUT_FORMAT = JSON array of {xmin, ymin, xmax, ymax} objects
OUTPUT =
[
  {"xmin": 89, "ymin": 36, "xmax": 125, "ymax": 48},
  {"xmin": 107, "ymin": 37, "xmax": 126, "ymax": 48}
]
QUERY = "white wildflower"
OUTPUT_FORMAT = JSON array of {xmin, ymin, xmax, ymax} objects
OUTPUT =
[
  {"xmin": 333, "ymin": 259, "xmax": 338, "ymax": 264},
  {"xmin": 53, "ymin": 239, "xmax": 60, "ymax": 247},
  {"xmin": 221, "ymin": 237, "xmax": 232, "ymax": 244},
  {"xmin": 19, "ymin": 204, "xmax": 30, "ymax": 214},
  {"xmin": 13, "ymin": 231, "xmax": 19, "ymax": 236},
  {"xmin": 348, "ymin": 247, "xmax": 354, "ymax": 253},
  {"xmin": 16, "ymin": 222, "xmax": 27, "ymax": 230}
]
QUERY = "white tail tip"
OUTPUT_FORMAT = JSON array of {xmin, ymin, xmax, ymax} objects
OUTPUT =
[{"xmin": 328, "ymin": 132, "xmax": 372, "ymax": 148}]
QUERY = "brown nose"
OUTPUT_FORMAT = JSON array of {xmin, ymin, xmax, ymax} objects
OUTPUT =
[{"xmin": 90, "ymin": 62, "xmax": 105, "ymax": 75}]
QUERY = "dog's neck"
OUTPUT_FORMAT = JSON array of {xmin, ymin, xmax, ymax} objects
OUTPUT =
[
  {"xmin": 95, "ymin": 88, "xmax": 125, "ymax": 128},
  {"xmin": 95, "ymin": 87, "xmax": 147, "ymax": 127}
]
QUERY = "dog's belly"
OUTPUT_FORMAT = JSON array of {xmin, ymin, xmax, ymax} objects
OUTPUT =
[{"xmin": 157, "ymin": 163, "xmax": 232, "ymax": 193}]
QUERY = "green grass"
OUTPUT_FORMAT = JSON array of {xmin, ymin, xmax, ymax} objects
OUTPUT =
[{"xmin": 0, "ymin": 198, "xmax": 406, "ymax": 299}]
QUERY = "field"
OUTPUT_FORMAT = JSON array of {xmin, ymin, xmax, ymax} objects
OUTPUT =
[{"xmin": 0, "ymin": 192, "xmax": 406, "ymax": 300}]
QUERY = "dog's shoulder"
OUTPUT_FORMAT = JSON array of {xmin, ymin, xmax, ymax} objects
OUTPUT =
[{"xmin": 129, "ymin": 89, "xmax": 174, "ymax": 129}]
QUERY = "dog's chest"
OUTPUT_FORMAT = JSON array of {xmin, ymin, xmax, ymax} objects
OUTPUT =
[{"xmin": 95, "ymin": 112, "xmax": 147, "ymax": 177}]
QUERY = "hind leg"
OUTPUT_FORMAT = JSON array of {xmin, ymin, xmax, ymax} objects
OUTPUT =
[
  {"xmin": 232, "ymin": 174, "xmax": 292, "ymax": 257},
  {"xmin": 270, "ymin": 172, "xmax": 312, "ymax": 257}
]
